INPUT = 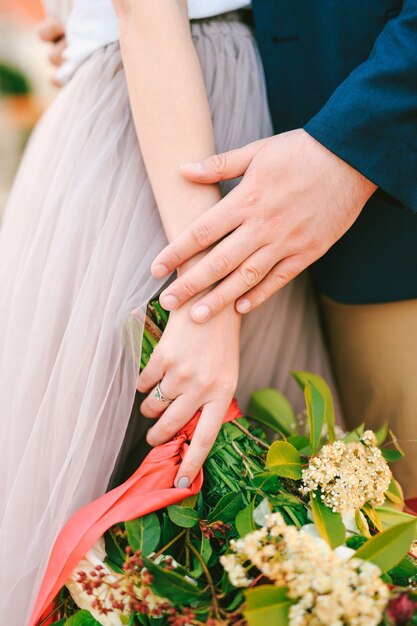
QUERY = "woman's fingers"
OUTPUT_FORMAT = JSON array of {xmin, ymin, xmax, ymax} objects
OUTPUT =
[
  {"xmin": 140, "ymin": 372, "xmax": 179, "ymax": 418},
  {"xmin": 159, "ymin": 227, "xmax": 260, "ymax": 311},
  {"xmin": 187, "ymin": 246, "xmax": 279, "ymax": 322},
  {"xmin": 49, "ymin": 38, "xmax": 67, "ymax": 68},
  {"xmin": 235, "ymin": 255, "xmax": 308, "ymax": 314},
  {"xmin": 137, "ymin": 352, "xmax": 164, "ymax": 393},
  {"xmin": 150, "ymin": 188, "xmax": 243, "ymax": 280},
  {"xmin": 38, "ymin": 19, "xmax": 65, "ymax": 43},
  {"xmin": 146, "ymin": 394, "xmax": 201, "ymax": 447},
  {"xmin": 175, "ymin": 400, "xmax": 230, "ymax": 487}
]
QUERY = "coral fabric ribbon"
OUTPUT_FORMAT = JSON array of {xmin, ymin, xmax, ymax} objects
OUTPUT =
[{"xmin": 30, "ymin": 400, "xmax": 242, "ymax": 626}]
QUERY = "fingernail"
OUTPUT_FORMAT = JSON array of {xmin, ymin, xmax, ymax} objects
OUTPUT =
[
  {"xmin": 160, "ymin": 294, "xmax": 179, "ymax": 310},
  {"xmin": 152, "ymin": 263, "xmax": 169, "ymax": 278},
  {"xmin": 192, "ymin": 304, "xmax": 211, "ymax": 322},
  {"xmin": 177, "ymin": 476, "xmax": 190, "ymax": 489},
  {"xmin": 182, "ymin": 162, "xmax": 203, "ymax": 172},
  {"xmin": 236, "ymin": 298, "xmax": 251, "ymax": 313}
]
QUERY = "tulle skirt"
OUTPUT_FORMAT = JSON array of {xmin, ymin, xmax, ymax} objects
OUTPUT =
[{"xmin": 0, "ymin": 16, "xmax": 337, "ymax": 624}]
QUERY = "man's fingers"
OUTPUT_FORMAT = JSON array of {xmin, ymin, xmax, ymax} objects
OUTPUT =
[
  {"xmin": 179, "ymin": 139, "xmax": 266, "ymax": 184},
  {"xmin": 187, "ymin": 246, "xmax": 278, "ymax": 322},
  {"xmin": 235, "ymin": 255, "xmax": 308, "ymax": 314},
  {"xmin": 38, "ymin": 19, "xmax": 65, "ymax": 43},
  {"xmin": 159, "ymin": 227, "xmax": 258, "ymax": 310},
  {"xmin": 151, "ymin": 188, "xmax": 243, "ymax": 280},
  {"xmin": 146, "ymin": 395, "xmax": 201, "ymax": 447},
  {"xmin": 175, "ymin": 401, "xmax": 228, "ymax": 487}
]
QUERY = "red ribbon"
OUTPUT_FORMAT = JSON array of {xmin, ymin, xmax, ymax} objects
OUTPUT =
[{"xmin": 30, "ymin": 400, "xmax": 242, "ymax": 626}]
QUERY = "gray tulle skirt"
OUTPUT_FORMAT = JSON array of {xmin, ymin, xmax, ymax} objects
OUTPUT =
[{"xmin": 0, "ymin": 15, "xmax": 337, "ymax": 624}]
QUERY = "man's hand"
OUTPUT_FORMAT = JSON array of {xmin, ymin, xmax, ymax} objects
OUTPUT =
[
  {"xmin": 151, "ymin": 129, "xmax": 377, "ymax": 322},
  {"xmin": 38, "ymin": 18, "xmax": 66, "ymax": 76}
]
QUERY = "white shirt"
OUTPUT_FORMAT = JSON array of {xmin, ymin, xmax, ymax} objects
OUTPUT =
[{"xmin": 43, "ymin": 0, "xmax": 251, "ymax": 84}]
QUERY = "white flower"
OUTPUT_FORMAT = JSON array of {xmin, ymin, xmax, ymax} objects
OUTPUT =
[
  {"xmin": 222, "ymin": 513, "xmax": 389, "ymax": 626},
  {"xmin": 300, "ymin": 437, "xmax": 392, "ymax": 513}
]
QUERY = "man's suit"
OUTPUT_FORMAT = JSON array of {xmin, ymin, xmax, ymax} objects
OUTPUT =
[
  {"xmin": 251, "ymin": 0, "xmax": 417, "ymax": 494},
  {"xmin": 252, "ymin": 0, "xmax": 417, "ymax": 304}
]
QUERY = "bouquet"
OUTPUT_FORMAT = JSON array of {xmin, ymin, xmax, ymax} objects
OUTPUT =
[{"xmin": 37, "ymin": 302, "xmax": 417, "ymax": 626}]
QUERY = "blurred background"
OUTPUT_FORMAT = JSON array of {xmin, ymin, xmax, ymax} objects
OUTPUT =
[{"xmin": 0, "ymin": 0, "xmax": 57, "ymax": 219}]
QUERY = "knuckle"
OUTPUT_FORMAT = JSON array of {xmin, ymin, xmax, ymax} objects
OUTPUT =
[
  {"xmin": 243, "ymin": 188, "xmax": 259, "ymax": 210},
  {"xmin": 209, "ymin": 153, "xmax": 227, "ymax": 175},
  {"xmin": 210, "ymin": 254, "xmax": 232, "ymax": 277},
  {"xmin": 270, "ymin": 268, "xmax": 289, "ymax": 290},
  {"xmin": 210, "ymin": 292, "xmax": 227, "ymax": 312},
  {"xmin": 239, "ymin": 263, "xmax": 261, "ymax": 287},
  {"xmin": 192, "ymin": 224, "xmax": 212, "ymax": 248},
  {"xmin": 179, "ymin": 279, "xmax": 197, "ymax": 298}
]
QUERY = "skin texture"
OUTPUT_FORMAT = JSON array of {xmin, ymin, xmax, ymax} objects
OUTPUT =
[
  {"xmin": 112, "ymin": 0, "xmax": 241, "ymax": 487},
  {"xmin": 152, "ymin": 129, "xmax": 377, "ymax": 322}
]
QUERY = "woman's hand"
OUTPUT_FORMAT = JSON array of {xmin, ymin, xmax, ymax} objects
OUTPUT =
[
  {"xmin": 38, "ymin": 18, "xmax": 67, "ymax": 77},
  {"xmin": 137, "ymin": 297, "xmax": 241, "ymax": 487}
]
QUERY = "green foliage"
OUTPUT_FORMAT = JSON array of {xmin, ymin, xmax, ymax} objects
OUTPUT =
[
  {"xmin": 0, "ymin": 63, "xmax": 32, "ymax": 95},
  {"xmin": 266, "ymin": 441, "xmax": 302, "ymax": 480},
  {"xmin": 65, "ymin": 611, "xmax": 101, "ymax": 625},
  {"xmin": 310, "ymin": 493, "xmax": 345, "ymax": 549},
  {"xmin": 244, "ymin": 586, "xmax": 293, "ymax": 626},
  {"xmin": 354, "ymin": 519, "xmax": 417, "ymax": 572},
  {"xmin": 292, "ymin": 371, "xmax": 336, "ymax": 444},
  {"xmin": 126, "ymin": 513, "xmax": 161, "ymax": 553},
  {"xmin": 376, "ymin": 506, "xmax": 417, "ymax": 535},
  {"xmin": 167, "ymin": 505, "xmax": 199, "ymax": 529},
  {"xmin": 235, "ymin": 500, "xmax": 256, "ymax": 537},
  {"xmin": 249, "ymin": 388, "xmax": 296, "ymax": 436},
  {"xmin": 207, "ymin": 492, "xmax": 243, "ymax": 523},
  {"xmin": 143, "ymin": 557, "xmax": 205, "ymax": 604}
]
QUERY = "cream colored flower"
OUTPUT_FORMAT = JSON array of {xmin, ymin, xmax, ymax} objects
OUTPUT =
[
  {"xmin": 222, "ymin": 513, "xmax": 389, "ymax": 626},
  {"xmin": 300, "ymin": 437, "xmax": 391, "ymax": 513}
]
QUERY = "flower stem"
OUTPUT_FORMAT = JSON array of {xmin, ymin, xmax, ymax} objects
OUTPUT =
[
  {"xmin": 232, "ymin": 421, "xmax": 270, "ymax": 450},
  {"xmin": 186, "ymin": 538, "xmax": 221, "ymax": 619},
  {"xmin": 151, "ymin": 529, "xmax": 187, "ymax": 560}
]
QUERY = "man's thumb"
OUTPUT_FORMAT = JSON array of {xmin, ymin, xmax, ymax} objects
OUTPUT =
[{"xmin": 179, "ymin": 139, "xmax": 265, "ymax": 183}]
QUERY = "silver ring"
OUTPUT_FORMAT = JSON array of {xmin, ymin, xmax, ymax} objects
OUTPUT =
[{"xmin": 154, "ymin": 380, "xmax": 174, "ymax": 404}]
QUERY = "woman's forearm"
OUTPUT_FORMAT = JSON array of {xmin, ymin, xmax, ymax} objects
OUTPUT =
[{"xmin": 114, "ymin": 0, "xmax": 221, "ymax": 241}]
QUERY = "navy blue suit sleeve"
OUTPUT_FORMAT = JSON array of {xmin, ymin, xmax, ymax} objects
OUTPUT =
[{"xmin": 304, "ymin": 0, "xmax": 417, "ymax": 211}]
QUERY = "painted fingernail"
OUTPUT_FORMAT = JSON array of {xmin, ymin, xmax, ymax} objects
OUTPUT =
[
  {"xmin": 181, "ymin": 162, "xmax": 203, "ymax": 172},
  {"xmin": 152, "ymin": 263, "xmax": 169, "ymax": 278},
  {"xmin": 160, "ymin": 294, "xmax": 179, "ymax": 310},
  {"xmin": 177, "ymin": 476, "xmax": 190, "ymax": 489},
  {"xmin": 236, "ymin": 298, "xmax": 251, "ymax": 313},
  {"xmin": 192, "ymin": 304, "xmax": 211, "ymax": 322}
]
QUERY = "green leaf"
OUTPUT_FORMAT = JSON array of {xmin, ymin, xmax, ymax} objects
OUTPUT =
[
  {"xmin": 266, "ymin": 441, "xmax": 302, "ymax": 480},
  {"xmin": 52, "ymin": 620, "xmax": 66, "ymax": 626},
  {"xmin": 244, "ymin": 585, "xmax": 292, "ymax": 626},
  {"xmin": 343, "ymin": 424, "xmax": 365, "ymax": 443},
  {"xmin": 236, "ymin": 500, "xmax": 256, "ymax": 537},
  {"xmin": 287, "ymin": 435, "xmax": 311, "ymax": 456},
  {"xmin": 304, "ymin": 383, "xmax": 325, "ymax": 455},
  {"xmin": 180, "ymin": 494, "xmax": 198, "ymax": 508},
  {"xmin": 104, "ymin": 530, "xmax": 126, "ymax": 568},
  {"xmin": 355, "ymin": 509, "xmax": 371, "ymax": 537},
  {"xmin": 143, "ymin": 557, "xmax": 203, "ymax": 604},
  {"xmin": 382, "ymin": 449, "xmax": 403, "ymax": 462},
  {"xmin": 310, "ymin": 493, "xmax": 345, "ymax": 549},
  {"xmin": 125, "ymin": 513, "xmax": 160, "ymax": 555},
  {"xmin": 385, "ymin": 478, "xmax": 404, "ymax": 505},
  {"xmin": 292, "ymin": 371, "xmax": 336, "ymax": 442},
  {"xmin": 65, "ymin": 611, "xmax": 101, "ymax": 625},
  {"xmin": 249, "ymin": 389, "xmax": 296, "ymax": 437},
  {"xmin": 208, "ymin": 492, "xmax": 243, "ymax": 523},
  {"xmin": 375, "ymin": 423, "xmax": 389, "ymax": 446},
  {"xmin": 190, "ymin": 534, "xmax": 213, "ymax": 578},
  {"xmin": 362, "ymin": 504, "xmax": 383, "ymax": 532},
  {"xmin": 354, "ymin": 519, "xmax": 417, "ymax": 572},
  {"xmin": 376, "ymin": 506, "xmax": 417, "ymax": 535},
  {"xmin": 167, "ymin": 505, "xmax": 198, "ymax": 528},
  {"xmin": 388, "ymin": 556, "xmax": 417, "ymax": 587}
]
